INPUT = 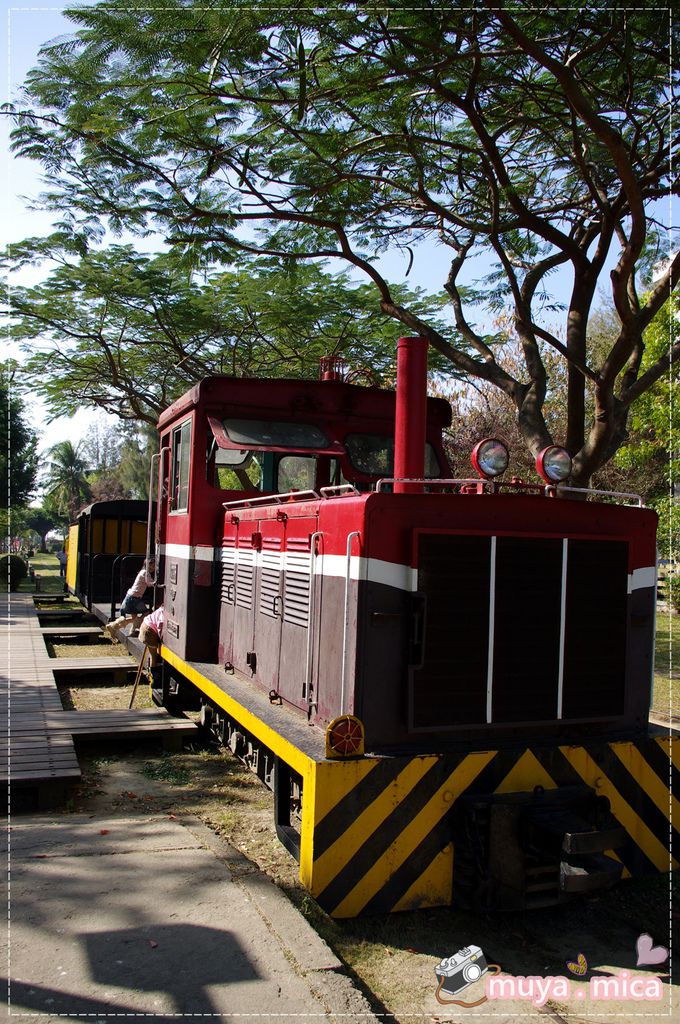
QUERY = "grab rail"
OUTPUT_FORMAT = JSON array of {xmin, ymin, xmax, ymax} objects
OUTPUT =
[{"xmin": 223, "ymin": 489, "xmax": 320, "ymax": 511}]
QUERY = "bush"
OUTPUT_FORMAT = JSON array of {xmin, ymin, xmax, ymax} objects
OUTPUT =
[
  {"xmin": 667, "ymin": 571, "xmax": 680, "ymax": 614},
  {"xmin": 0, "ymin": 554, "xmax": 27, "ymax": 591}
]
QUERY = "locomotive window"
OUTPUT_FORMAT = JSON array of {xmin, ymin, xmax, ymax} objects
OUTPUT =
[
  {"xmin": 207, "ymin": 439, "xmax": 263, "ymax": 491},
  {"xmin": 223, "ymin": 418, "xmax": 329, "ymax": 449},
  {"xmin": 277, "ymin": 455, "xmax": 316, "ymax": 492},
  {"xmin": 345, "ymin": 434, "xmax": 440, "ymax": 477},
  {"xmin": 170, "ymin": 419, "xmax": 191, "ymax": 512}
]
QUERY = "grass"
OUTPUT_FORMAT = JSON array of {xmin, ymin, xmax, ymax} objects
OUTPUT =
[
  {"xmin": 19, "ymin": 551, "xmax": 71, "ymax": 597},
  {"xmin": 141, "ymin": 755, "xmax": 191, "ymax": 786},
  {"xmin": 652, "ymin": 610, "xmax": 678, "ymax": 713}
]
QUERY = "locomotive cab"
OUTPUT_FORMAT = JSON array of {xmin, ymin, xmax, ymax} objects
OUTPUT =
[{"xmin": 154, "ymin": 374, "xmax": 450, "ymax": 663}]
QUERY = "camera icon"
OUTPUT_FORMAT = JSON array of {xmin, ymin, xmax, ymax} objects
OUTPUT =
[{"xmin": 435, "ymin": 945, "xmax": 489, "ymax": 996}]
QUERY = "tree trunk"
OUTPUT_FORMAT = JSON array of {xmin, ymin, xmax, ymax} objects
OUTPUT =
[{"xmin": 515, "ymin": 382, "xmax": 554, "ymax": 460}]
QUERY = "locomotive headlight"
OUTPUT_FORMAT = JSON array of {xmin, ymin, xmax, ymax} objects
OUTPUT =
[
  {"xmin": 536, "ymin": 445, "xmax": 572, "ymax": 484},
  {"xmin": 471, "ymin": 438, "xmax": 509, "ymax": 479}
]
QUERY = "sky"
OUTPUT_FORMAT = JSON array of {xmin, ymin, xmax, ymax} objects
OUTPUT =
[{"xmin": 4, "ymin": 2, "xmax": 112, "ymax": 456}]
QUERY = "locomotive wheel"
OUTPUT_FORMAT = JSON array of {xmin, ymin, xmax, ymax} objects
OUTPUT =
[{"xmin": 198, "ymin": 703, "xmax": 214, "ymax": 734}]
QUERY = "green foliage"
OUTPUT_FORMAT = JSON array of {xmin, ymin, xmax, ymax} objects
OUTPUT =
[
  {"xmin": 0, "ymin": 554, "xmax": 27, "ymax": 591},
  {"xmin": 9, "ymin": 248, "xmax": 448, "ymax": 424},
  {"xmin": 652, "ymin": 494, "xmax": 680, "ymax": 562},
  {"xmin": 666, "ymin": 574, "xmax": 680, "ymax": 615},
  {"xmin": 25, "ymin": 506, "xmax": 63, "ymax": 552},
  {"xmin": 44, "ymin": 440, "xmax": 92, "ymax": 519},
  {"xmin": 615, "ymin": 296, "xmax": 679, "ymax": 499},
  {"xmin": 0, "ymin": 371, "xmax": 38, "ymax": 510},
  {"xmin": 6, "ymin": 3, "xmax": 679, "ymax": 483}
]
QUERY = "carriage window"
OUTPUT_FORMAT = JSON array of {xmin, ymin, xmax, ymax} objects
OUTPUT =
[
  {"xmin": 223, "ymin": 418, "xmax": 329, "ymax": 449},
  {"xmin": 345, "ymin": 434, "xmax": 440, "ymax": 477},
  {"xmin": 170, "ymin": 419, "xmax": 192, "ymax": 512}
]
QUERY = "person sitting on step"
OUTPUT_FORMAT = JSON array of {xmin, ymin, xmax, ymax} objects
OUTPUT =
[{"xmin": 139, "ymin": 605, "xmax": 164, "ymax": 666}]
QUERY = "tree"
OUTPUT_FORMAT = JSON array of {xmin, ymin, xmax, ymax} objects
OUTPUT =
[
  {"xmin": 8, "ymin": 2, "xmax": 679, "ymax": 484},
  {"xmin": 25, "ymin": 505, "xmax": 63, "ymax": 552},
  {"xmin": 81, "ymin": 418, "xmax": 123, "ymax": 474},
  {"xmin": 0, "ymin": 368, "xmax": 38, "ymax": 514},
  {"xmin": 615, "ymin": 295, "xmax": 679, "ymax": 496},
  {"xmin": 44, "ymin": 440, "xmax": 92, "ymax": 519},
  {"xmin": 115, "ymin": 423, "xmax": 157, "ymax": 500},
  {"xmin": 8, "ymin": 246, "xmax": 447, "ymax": 424}
]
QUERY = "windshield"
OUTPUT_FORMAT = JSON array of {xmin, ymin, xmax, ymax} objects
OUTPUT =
[
  {"xmin": 223, "ymin": 418, "xmax": 329, "ymax": 449},
  {"xmin": 345, "ymin": 434, "xmax": 440, "ymax": 478}
]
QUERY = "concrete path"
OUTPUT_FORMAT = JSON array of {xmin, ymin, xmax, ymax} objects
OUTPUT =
[{"xmin": 2, "ymin": 813, "xmax": 378, "ymax": 1023}]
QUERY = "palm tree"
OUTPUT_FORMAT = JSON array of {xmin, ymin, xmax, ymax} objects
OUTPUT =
[{"xmin": 44, "ymin": 440, "xmax": 92, "ymax": 520}]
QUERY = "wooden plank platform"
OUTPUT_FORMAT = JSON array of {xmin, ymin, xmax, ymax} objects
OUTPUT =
[
  {"xmin": 41, "ymin": 625, "xmax": 103, "ymax": 636},
  {"xmin": 1, "ymin": 594, "xmax": 197, "ymax": 805},
  {"xmin": 1, "ymin": 594, "xmax": 81, "ymax": 799},
  {"xmin": 50, "ymin": 656, "xmax": 137, "ymax": 673}
]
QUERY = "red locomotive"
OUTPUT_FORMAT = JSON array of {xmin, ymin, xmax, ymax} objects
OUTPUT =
[{"xmin": 140, "ymin": 338, "xmax": 673, "ymax": 915}]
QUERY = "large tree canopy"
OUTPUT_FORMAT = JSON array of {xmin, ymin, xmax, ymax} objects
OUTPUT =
[
  {"xmin": 8, "ymin": 244, "xmax": 447, "ymax": 423},
  {"xmin": 8, "ymin": 0, "xmax": 679, "ymax": 485}
]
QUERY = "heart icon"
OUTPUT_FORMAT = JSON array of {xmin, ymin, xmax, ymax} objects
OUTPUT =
[{"xmin": 636, "ymin": 933, "xmax": 668, "ymax": 967}]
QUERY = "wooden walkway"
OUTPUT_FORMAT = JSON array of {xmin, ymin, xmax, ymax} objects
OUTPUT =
[
  {"xmin": 1, "ymin": 594, "xmax": 196, "ymax": 807},
  {"xmin": 1, "ymin": 593, "xmax": 81, "ymax": 803},
  {"xmin": 51, "ymin": 655, "xmax": 137, "ymax": 675}
]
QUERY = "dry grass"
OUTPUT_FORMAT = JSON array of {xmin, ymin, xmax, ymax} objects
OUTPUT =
[{"xmin": 49, "ymin": 640, "xmax": 127, "ymax": 659}]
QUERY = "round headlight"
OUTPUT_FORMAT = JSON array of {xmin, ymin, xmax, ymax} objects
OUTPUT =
[
  {"xmin": 471, "ymin": 438, "xmax": 509, "ymax": 479},
  {"xmin": 536, "ymin": 445, "xmax": 572, "ymax": 484}
]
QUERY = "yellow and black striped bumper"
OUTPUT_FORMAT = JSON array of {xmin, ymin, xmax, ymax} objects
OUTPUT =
[
  {"xmin": 301, "ymin": 735, "xmax": 677, "ymax": 917},
  {"xmin": 162, "ymin": 651, "xmax": 676, "ymax": 918}
]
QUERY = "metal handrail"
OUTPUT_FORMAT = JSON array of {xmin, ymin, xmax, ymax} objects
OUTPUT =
[
  {"xmin": 376, "ymin": 477, "xmax": 487, "ymax": 493},
  {"xmin": 304, "ymin": 532, "xmax": 323, "ymax": 707},
  {"xmin": 340, "ymin": 531, "xmax": 361, "ymax": 716},
  {"xmin": 319, "ymin": 485, "xmax": 359, "ymax": 499},
  {"xmin": 550, "ymin": 485, "xmax": 643, "ymax": 507},
  {"xmin": 110, "ymin": 554, "xmax": 123, "ymax": 621},
  {"xmin": 375, "ymin": 477, "xmax": 645, "ymax": 507},
  {"xmin": 223, "ymin": 489, "xmax": 320, "ymax": 511},
  {"xmin": 146, "ymin": 452, "xmax": 160, "ymax": 580}
]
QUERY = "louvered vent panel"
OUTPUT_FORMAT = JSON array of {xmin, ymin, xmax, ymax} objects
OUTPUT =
[
  {"xmin": 259, "ymin": 537, "xmax": 282, "ymax": 618},
  {"xmin": 411, "ymin": 533, "xmax": 628, "ymax": 731},
  {"xmin": 284, "ymin": 549, "xmax": 311, "ymax": 627},
  {"xmin": 221, "ymin": 539, "xmax": 236, "ymax": 604},
  {"xmin": 235, "ymin": 548, "xmax": 255, "ymax": 610}
]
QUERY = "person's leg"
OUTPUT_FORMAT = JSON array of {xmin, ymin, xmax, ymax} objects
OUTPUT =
[{"xmin": 139, "ymin": 623, "xmax": 160, "ymax": 665}]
